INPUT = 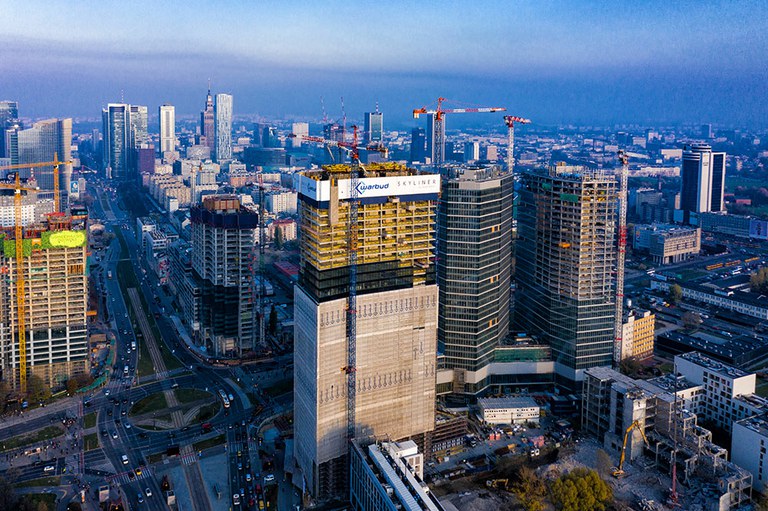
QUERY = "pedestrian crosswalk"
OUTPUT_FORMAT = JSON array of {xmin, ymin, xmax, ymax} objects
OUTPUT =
[
  {"xmin": 181, "ymin": 451, "xmax": 198, "ymax": 465},
  {"xmin": 107, "ymin": 469, "xmax": 151, "ymax": 485}
]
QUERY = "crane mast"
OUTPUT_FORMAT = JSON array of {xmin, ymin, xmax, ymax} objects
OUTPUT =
[
  {"xmin": 614, "ymin": 150, "xmax": 629, "ymax": 364},
  {"xmin": 345, "ymin": 126, "xmax": 360, "ymax": 442},
  {"xmin": 290, "ymin": 126, "xmax": 388, "ymax": 444},
  {"xmin": 503, "ymin": 116, "xmax": 531, "ymax": 174}
]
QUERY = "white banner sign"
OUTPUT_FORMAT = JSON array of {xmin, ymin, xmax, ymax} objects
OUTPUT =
[{"xmin": 296, "ymin": 174, "xmax": 440, "ymax": 201}]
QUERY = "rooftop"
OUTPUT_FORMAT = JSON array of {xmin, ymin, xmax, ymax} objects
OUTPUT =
[
  {"xmin": 678, "ymin": 351, "xmax": 749, "ymax": 379},
  {"xmin": 735, "ymin": 414, "xmax": 768, "ymax": 438},
  {"xmin": 478, "ymin": 396, "xmax": 539, "ymax": 410}
]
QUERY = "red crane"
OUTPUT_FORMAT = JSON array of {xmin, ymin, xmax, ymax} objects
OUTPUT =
[
  {"xmin": 413, "ymin": 98, "xmax": 505, "ymax": 166},
  {"xmin": 290, "ymin": 129, "xmax": 388, "ymax": 161},
  {"xmin": 503, "ymin": 116, "xmax": 531, "ymax": 173}
]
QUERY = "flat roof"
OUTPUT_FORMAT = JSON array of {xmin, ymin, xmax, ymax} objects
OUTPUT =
[
  {"xmin": 678, "ymin": 351, "xmax": 749, "ymax": 379},
  {"xmin": 478, "ymin": 396, "xmax": 539, "ymax": 409}
]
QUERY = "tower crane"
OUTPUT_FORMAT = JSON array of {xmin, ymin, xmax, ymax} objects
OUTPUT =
[
  {"xmin": 612, "ymin": 419, "xmax": 650, "ymax": 477},
  {"xmin": 0, "ymin": 153, "xmax": 71, "ymax": 214},
  {"xmin": 257, "ymin": 173, "xmax": 266, "ymax": 348},
  {"xmin": 613, "ymin": 150, "xmax": 629, "ymax": 364},
  {"xmin": 0, "ymin": 171, "xmax": 41, "ymax": 393},
  {"xmin": 291, "ymin": 126, "xmax": 387, "ymax": 443},
  {"xmin": 413, "ymin": 98, "xmax": 505, "ymax": 166},
  {"xmin": 503, "ymin": 116, "xmax": 531, "ymax": 174}
]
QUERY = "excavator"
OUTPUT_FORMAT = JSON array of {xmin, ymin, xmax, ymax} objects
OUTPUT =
[
  {"xmin": 612, "ymin": 420, "xmax": 650, "ymax": 478},
  {"xmin": 485, "ymin": 479, "xmax": 510, "ymax": 491}
]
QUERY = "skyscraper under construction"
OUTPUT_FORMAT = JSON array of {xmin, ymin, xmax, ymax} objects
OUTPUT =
[
  {"xmin": 293, "ymin": 163, "xmax": 439, "ymax": 499},
  {"xmin": 0, "ymin": 211, "xmax": 89, "ymax": 388},
  {"xmin": 515, "ymin": 163, "xmax": 617, "ymax": 391}
]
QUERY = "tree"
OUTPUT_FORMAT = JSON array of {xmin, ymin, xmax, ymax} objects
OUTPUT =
[
  {"xmin": 268, "ymin": 305, "xmax": 278, "ymax": 335},
  {"xmin": 511, "ymin": 466, "xmax": 546, "ymax": 511},
  {"xmin": 668, "ymin": 284, "xmax": 683, "ymax": 305},
  {"xmin": 26, "ymin": 375, "xmax": 51, "ymax": 403},
  {"xmin": 682, "ymin": 311, "xmax": 703, "ymax": 331},
  {"xmin": 66, "ymin": 378, "xmax": 79, "ymax": 396},
  {"xmin": 0, "ymin": 380, "xmax": 9, "ymax": 412},
  {"xmin": 751, "ymin": 268, "xmax": 768, "ymax": 294},
  {"xmin": 595, "ymin": 449, "xmax": 613, "ymax": 479},
  {"xmin": 549, "ymin": 468, "xmax": 612, "ymax": 511},
  {"xmin": 274, "ymin": 226, "xmax": 283, "ymax": 250}
]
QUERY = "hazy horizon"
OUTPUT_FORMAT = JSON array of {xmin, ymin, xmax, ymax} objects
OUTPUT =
[{"xmin": 2, "ymin": 1, "xmax": 767, "ymax": 128}]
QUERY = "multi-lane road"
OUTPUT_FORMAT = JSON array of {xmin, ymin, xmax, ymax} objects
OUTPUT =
[{"xmin": 1, "ymin": 181, "xmax": 296, "ymax": 511}]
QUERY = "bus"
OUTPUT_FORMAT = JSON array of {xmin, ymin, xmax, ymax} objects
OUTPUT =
[{"xmin": 218, "ymin": 390, "xmax": 231, "ymax": 409}]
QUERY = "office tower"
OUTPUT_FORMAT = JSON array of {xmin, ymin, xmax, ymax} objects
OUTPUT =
[
  {"xmin": 262, "ymin": 126, "xmax": 279, "ymax": 149},
  {"xmin": 159, "ymin": 104, "xmax": 176, "ymax": 154},
  {"xmin": 252, "ymin": 123, "xmax": 264, "ymax": 147},
  {"xmin": 485, "ymin": 145, "xmax": 499, "ymax": 161},
  {"xmin": 129, "ymin": 105, "xmax": 148, "ymax": 148},
  {"xmin": 190, "ymin": 195, "xmax": 258, "ymax": 357},
  {"xmin": 463, "ymin": 142, "xmax": 480, "ymax": 163},
  {"xmin": 515, "ymin": 164, "xmax": 617, "ymax": 390},
  {"xmin": 17, "ymin": 118, "xmax": 73, "ymax": 196},
  {"xmin": 364, "ymin": 110, "xmax": 383, "ymax": 143},
  {"xmin": 437, "ymin": 165, "xmax": 513, "ymax": 394},
  {"xmin": 290, "ymin": 122, "xmax": 309, "ymax": 148},
  {"xmin": 200, "ymin": 88, "xmax": 215, "ymax": 151},
  {"xmin": 679, "ymin": 144, "xmax": 726, "ymax": 224},
  {"xmin": 701, "ymin": 123, "xmax": 713, "ymax": 139},
  {"xmin": 293, "ymin": 163, "xmax": 439, "ymax": 498},
  {"xmin": 0, "ymin": 214, "xmax": 89, "ymax": 388},
  {"xmin": 102, "ymin": 104, "xmax": 131, "ymax": 180},
  {"xmin": 426, "ymin": 114, "xmax": 444, "ymax": 165},
  {"xmin": 0, "ymin": 101, "xmax": 19, "ymax": 158},
  {"xmin": 410, "ymin": 127, "xmax": 426, "ymax": 163},
  {"xmin": 214, "ymin": 93, "xmax": 233, "ymax": 162}
]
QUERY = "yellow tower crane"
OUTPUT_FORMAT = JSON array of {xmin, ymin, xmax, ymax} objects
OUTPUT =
[
  {"xmin": 0, "ymin": 161, "xmax": 64, "ymax": 392},
  {"xmin": 0, "ymin": 153, "xmax": 71, "ymax": 213}
]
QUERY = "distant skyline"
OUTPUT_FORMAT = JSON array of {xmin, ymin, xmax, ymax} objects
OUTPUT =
[{"xmin": 1, "ymin": 1, "xmax": 767, "ymax": 127}]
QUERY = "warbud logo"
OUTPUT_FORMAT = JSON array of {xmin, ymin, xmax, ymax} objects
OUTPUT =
[{"xmin": 356, "ymin": 181, "xmax": 389, "ymax": 195}]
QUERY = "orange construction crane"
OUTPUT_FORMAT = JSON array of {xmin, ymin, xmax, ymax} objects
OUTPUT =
[
  {"xmin": 413, "ymin": 98, "xmax": 505, "ymax": 166},
  {"xmin": 0, "ymin": 173, "xmax": 40, "ymax": 392},
  {"xmin": 0, "ymin": 153, "xmax": 72, "ymax": 213}
]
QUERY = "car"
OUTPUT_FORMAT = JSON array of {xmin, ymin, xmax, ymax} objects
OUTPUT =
[
  {"xmin": 237, "ymin": 450, "xmax": 242, "ymax": 457},
  {"xmin": 107, "ymin": 409, "xmax": 113, "ymax": 416},
  {"xmin": 43, "ymin": 465, "xmax": 55, "ymax": 473},
  {"xmin": 105, "ymin": 389, "xmax": 110, "ymax": 396},
  {"xmin": 228, "ymin": 393, "xmax": 234, "ymax": 402},
  {"xmin": 246, "ymin": 472, "xmax": 252, "ymax": 482},
  {"xmin": 101, "ymin": 429, "xmax": 107, "ymax": 436},
  {"xmin": 264, "ymin": 474, "xmax": 275, "ymax": 483},
  {"xmin": 238, "ymin": 463, "xmax": 243, "ymax": 471},
  {"xmin": 112, "ymin": 431, "xmax": 119, "ymax": 439},
  {"xmin": 137, "ymin": 493, "xmax": 144, "ymax": 503},
  {"xmin": 125, "ymin": 423, "xmax": 131, "ymax": 429},
  {"xmin": 240, "ymin": 488, "xmax": 245, "ymax": 497},
  {"xmin": 122, "ymin": 454, "xmax": 129, "ymax": 465},
  {"xmin": 233, "ymin": 494, "xmax": 240, "ymax": 506},
  {"xmin": 145, "ymin": 488, "xmax": 152, "ymax": 497},
  {"xmin": 135, "ymin": 467, "xmax": 142, "ymax": 476}
]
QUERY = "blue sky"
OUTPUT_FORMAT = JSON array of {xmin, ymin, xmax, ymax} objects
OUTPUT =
[{"xmin": 1, "ymin": 0, "xmax": 767, "ymax": 127}]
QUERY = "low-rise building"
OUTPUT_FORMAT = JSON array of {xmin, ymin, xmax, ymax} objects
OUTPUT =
[
  {"xmin": 650, "ymin": 279, "xmax": 768, "ymax": 321},
  {"xmin": 620, "ymin": 308, "xmax": 655, "ymax": 361},
  {"xmin": 633, "ymin": 224, "xmax": 700, "ymax": 264},
  {"xmin": 477, "ymin": 396, "xmax": 540, "ymax": 425},
  {"xmin": 350, "ymin": 440, "xmax": 444, "ymax": 511}
]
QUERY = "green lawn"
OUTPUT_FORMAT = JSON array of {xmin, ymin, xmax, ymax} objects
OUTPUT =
[
  {"xmin": 83, "ymin": 432, "xmax": 99, "ymax": 451},
  {"xmin": 193, "ymin": 434, "xmax": 226, "ymax": 452},
  {"xmin": 20, "ymin": 492, "xmax": 57, "ymax": 510},
  {"xmin": 0, "ymin": 426, "xmax": 64, "ymax": 452},
  {"xmin": 130, "ymin": 393, "xmax": 169, "ymax": 416},
  {"xmin": 174, "ymin": 388, "xmax": 213, "ymax": 405},
  {"xmin": 14, "ymin": 477, "xmax": 60, "ymax": 488},
  {"xmin": 193, "ymin": 403, "xmax": 221, "ymax": 423},
  {"xmin": 137, "ymin": 334, "xmax": 155, "ymax": 377},
  {"xmin": 264, "ymin": 379, "xmax": 294, "ymax": 397},
  {"xmin": 83, "ymin": 412, "xmax": 97, "ymax": 429}
]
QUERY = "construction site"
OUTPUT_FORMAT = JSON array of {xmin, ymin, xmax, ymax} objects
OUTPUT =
[
  {"xmin": 582, "ymin": 364, "xmax": 753, "ymax": 510},
  {"xmin": 0, "ymin": 157, "xmax": 90, "ymax": 391}
]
